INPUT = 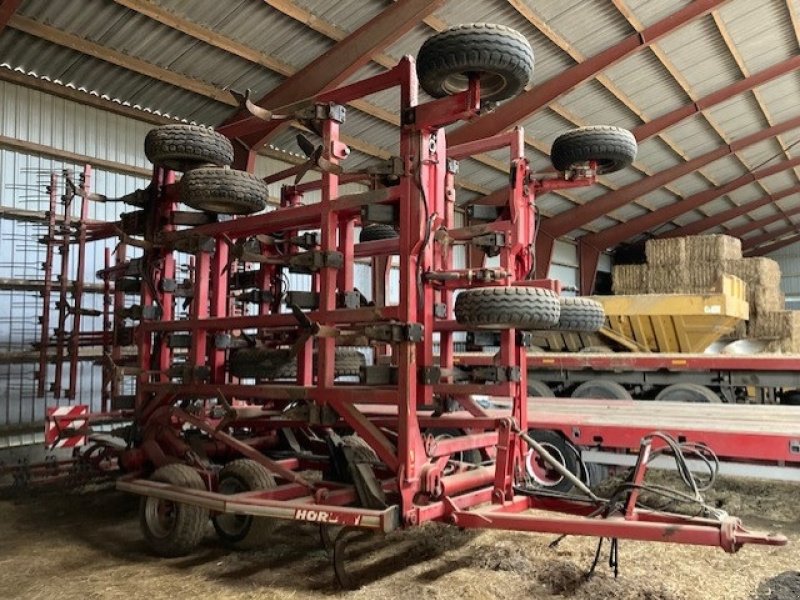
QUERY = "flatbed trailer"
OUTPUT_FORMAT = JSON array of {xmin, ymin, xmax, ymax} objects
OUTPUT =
[{"xmin": 455, "ymin": 351, "xmax": 800, "ymax": 403}]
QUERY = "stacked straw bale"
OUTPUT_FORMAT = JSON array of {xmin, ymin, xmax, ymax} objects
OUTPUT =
[{"xmin": 611, "ymin": 234, "xmax": 796, "ymax": 351}]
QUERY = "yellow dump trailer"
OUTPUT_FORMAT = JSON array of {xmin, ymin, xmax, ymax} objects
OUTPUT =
[
  {"xmin": 594, "ymin": 274, "xmax": 749, "ymax": 353},
  {"xmin": 531, "ymin": 275, "xmax": 749, "ymax": 354}
]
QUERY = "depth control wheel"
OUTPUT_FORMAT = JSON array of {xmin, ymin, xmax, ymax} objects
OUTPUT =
[
  {"xmin": 139, "ymin": 463, "xmax": 209, "ymax": 557},
  {"xmin": 551, "ymin": 126, "xmax": 637, "ymax": 175},
  {"xmin": 212, "ymin": 459, "xmax": 277, "ymax": 548},
  {"xmin": 454, "ymin": 286, "xmax": 560, "ymax": 329},
  {"xmin": 416, "ymin": 23, "xmax": 534, "ymax": 102}
]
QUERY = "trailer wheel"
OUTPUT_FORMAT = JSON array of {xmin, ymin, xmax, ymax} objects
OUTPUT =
[
  {"xmin": 527, "ymin": 379, "xmax": 553, "ymax": 397},
  {"xmin": 229, "ymin": 348, "xmax": 366, "ymax": 379},
  {"xmin": 140, "ymin": 463, "xmax": 209, "ymax": 557},
  {"xmin": 551, "ymin": 126, "xmax": 637, "ymax": 175},
  {"xmin": 213, "ymin": 459, "xmax": 277, "ymax": 548},
  {"xmin": 454, "ymin": 286, "xmax": 560, "ymax": 329},
  {"xmin": 524, "ymin": 429, "xmax": 579, "ymax": 493},
  {"xmin": 554, "ymin": 297, "xmax": 605, "ymax": 332},
  {"xmin": 571, "ymin": 379, "xmax": 631, "ymax": 400},
  {"xmin": 180, "ymin": 167, "xmax": 267, "ymax": 215},
  {"xmin": 145, "ymin": 124, "xmax": 233, "ymax": 172},
  {"xmin": 783, "ymin": 392, "xmax": 800, "ymax": 406},
  {"xmin": 416, "ymin": 23, "xmax": 534, "ymax": 102},
  {"xmin": 655, "ymin": 383, "xmax": 721, "ymax": 403},
  {"xmin": 359, "ymin": 224, "xmax": 398, "ymax": 242}
]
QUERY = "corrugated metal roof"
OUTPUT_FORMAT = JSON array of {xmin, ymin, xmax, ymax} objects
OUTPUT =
[
  {"xmin": 718, "ymin": 0, "xmax": 796, "ymax": 74},
  {"xmin": 0, "ymin": 0, "xmax": 796, "ymax": 254},
  {"xmin": 658, "ymin": 16, "xmax": 743, "ymax": 98},
  {"xmin": 604, "ymin": 51, "xmax": 689, "ymax": 119},
  {"xmin": 528, "ymin": 0, "xmax": 633, "ymax": 57}
]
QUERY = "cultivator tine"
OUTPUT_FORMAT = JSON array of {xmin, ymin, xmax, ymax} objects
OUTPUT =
[{"xmin": 230, "ymin": 88, "xmax": 287, "ymax": 123}]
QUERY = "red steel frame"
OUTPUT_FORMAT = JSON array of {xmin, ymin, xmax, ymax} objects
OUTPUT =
[{"xmin": 53, "ymin": 55, "xmax": 783, "ymax": 567}]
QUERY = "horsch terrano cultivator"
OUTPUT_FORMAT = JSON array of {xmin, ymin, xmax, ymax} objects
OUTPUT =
[{"xmin": 48, "ymin": 24, "xmax": 785, "ymax": 587}]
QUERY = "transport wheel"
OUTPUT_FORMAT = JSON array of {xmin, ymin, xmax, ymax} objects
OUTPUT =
[
  {"xmin": 571, "ymin": 379, "xmax": 631, "ymax": 400},
  {"xmin": 416, "ymin": 23, "xmax": 534, "ymax": 102},
  {"xmin": 454, "ymin": 286, "xmax": 560, "ymax": 329},
  {"xmin": 140, "ymin": 463, "xmax": 209, "ymax": 557},
  {"xmin": 584, "ymin": 461, "xmax": 610, "ymax": 487},
  {"xmin": 180, "ymin": 167, "xmax": 268, "ymax": 215},
  {"xmin": 554, "ymin": 297, "xmax": 605, "ymax": 332},
  {"xmin": 524, "ymin": 429, "xmax": 579, "ymax": 493},
  {"xmin": 359, "ymin": 224, "xmax": 398, "ymax": 242},
  {"xmin": 550, "ymin": 126, "xmax": 637, "ymax": 174},
  {"xmin": 212, "ymin": 459, "xmax": 277, "ymax": 548},
  {"xmin": 655, "ymin": 383, "xmax": 721, "ymax": 403},
  {"xmin": 526, "ymin": 379, "xmax": 553, "ymax": 397},
  {"xmin": 229, "ymin": 348, "xmax": 366, "ymax": 379},
  {"xmin": 144, "ymin": 124, "xmax": 233, "ymax": 172}
]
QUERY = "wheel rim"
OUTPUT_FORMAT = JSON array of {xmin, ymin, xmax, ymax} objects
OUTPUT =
[
  {"xmin": 214, "ymin": 477, "xmax": 251, "ymax": 537},
  {"xmin": 525, "ymin": 441, "xmax": 567, "ymax": 487},
  {"xmin": 144, "ymin": 496, "xmax": 178, "ymax": 539},
  {"xmin": 441, "ymin": 71, "xmax": 507, "ymax": 99}
]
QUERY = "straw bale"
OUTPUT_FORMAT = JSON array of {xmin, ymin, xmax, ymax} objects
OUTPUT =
[
  {"xmin": 720, "ymin": 258, "xmax": 781, "ymax": 288},
  {"xmin": 685, "ymin": 234, "xmax": 741, "ymax": 262},
  {"xmin": 645, "ymin": 266, "xmax": 688, "ymax": 293},
  {"xmin": 686, "ymin": 263, "xmax": 722, "ymax": 291},
  {"xmin": 645, "ymin": 237, "xmax": 686, "ymax": 266},
  {"xmin": 611, "ymin": 264, "xmax": 647, "ymax": 294},
  {"xmin": 751, "ymin": 288, "xmax": 784, "ymax": 316}
]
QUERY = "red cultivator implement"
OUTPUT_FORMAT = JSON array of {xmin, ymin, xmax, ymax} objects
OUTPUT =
[{"xmin": 48, "ymin": 23, "xmax": 783, "ymax": 588}]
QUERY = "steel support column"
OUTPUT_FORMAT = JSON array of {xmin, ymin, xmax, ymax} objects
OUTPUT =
[
  {"xmin": 578, "ymin": 239, "xmax": 603, "ymax": 296},
  {"xmin": 447, "ymin": 0, "xmax": 727, "ymax": 146}
]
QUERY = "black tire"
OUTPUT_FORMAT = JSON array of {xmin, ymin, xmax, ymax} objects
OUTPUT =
[
  {"xmin": 180, "ymin": 168, "xmax": 267, "ymax": 215},
  {"xmin": 551, "ymin": 126, "xmax": 637, "ymax": 175},
  {"xmin": 655, "ymin": 383, "xmax": 721, "ymax": 403},
  {"xmin": 782, "ymin": 392, "xmax": 800, "ymax": 406},
  {"xmin": 571, "ymin": 379, "xmax": 631, "ymax": 400},
  {"xmin": 554, "ymin": 297, "xmax": 605, "ymax": 332},
  {"xmin": 524, "ymin": 429, "xmax": 579, "ymax": 493},
  {"xmin": 341, "ymin": 435, "xmax": 380, "ymax": 464},
  {"xmin": 527, "ymin": 379, "xmax": 553, "ymax": 397},
  {"xmin": 416, "ymin": 23, "xmax": 534, "ymax": 102},
  {"xmin": 212, "ymin": 459, "xmax": 276, "ymax": 548},
  {"xmin": 145, "ymin": 124, "xmax": 233, "ymax": 172},
  {"xmin": 140, "ymin": 463, "xmax": 208, "ymax": 557},
  {"xmin": 229, "ymin": 348, "xmax": 366, "ymax": 380},
  {"xmin": 359, "ymin": 224, "xmax": 398, "ymax": 242},
  {"xmin": 455, "ymin": 286, "xmax": 560, "ymax": 329}
]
